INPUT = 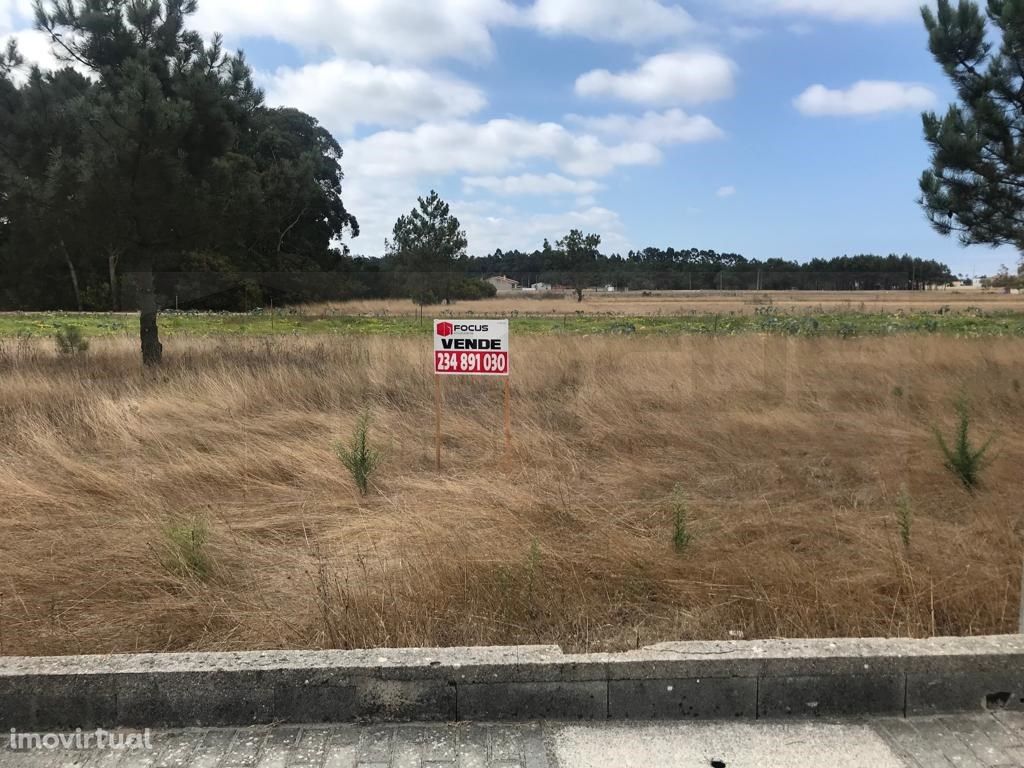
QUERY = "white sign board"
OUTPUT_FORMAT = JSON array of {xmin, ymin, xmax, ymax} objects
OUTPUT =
[{"xmin": 434, "ymin": 319, "xmax": 509, "ymax": 377}]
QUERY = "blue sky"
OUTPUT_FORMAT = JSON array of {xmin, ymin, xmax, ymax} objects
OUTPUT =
[{"xmin": 3, "ymin": 0, "xmax": 1020, "ymax": 276}]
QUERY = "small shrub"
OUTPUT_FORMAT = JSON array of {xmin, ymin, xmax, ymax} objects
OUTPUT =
[
  {"xmin": 934, "ymin": 397, "xmax": 994, "ymax": 491},
  {"xmin": 162, "ymin": 515, "xmax": 211, "ymax": 580},
  {"xmin": 896, "ymin": 486, "xmax": 913, "ymax": 550},
  {"xmin": 671, "ymin": 484, "xmax": 692, "ymax": 553},
  {"xmin": 335, "ymin": 412, "xmax": 381, "ymax": 495},
  {"xmin": 54, "ymin": 325, "xmax": 89, "ymax": 355},
  {"xmin": 892, "ymin": 385, "xmax": 904, "ymax": 399}
]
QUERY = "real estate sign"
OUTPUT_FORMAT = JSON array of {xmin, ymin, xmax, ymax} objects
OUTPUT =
[{"xmin": 433, "ymin": 319, "xmax": 510, "ymax": 376}]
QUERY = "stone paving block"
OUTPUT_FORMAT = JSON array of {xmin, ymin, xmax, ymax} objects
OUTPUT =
[
  {"xmin": 52, "ymin": 753, "xmax": 97, "ymax": 768},
  {"xmin": 939, "ymin": 715, "xmax": 1018, "ymax": 766},
  {"xmin": 0, "ymin": 750, "xmax": 60, "ymax": 768},
  {"xmin": 117, "ymin": 674, "xmax": 274, "ymax": 728},
  {"xmin": 254, "ymin": 727, "xmax": 300, "ymax": 768},
  {"xmin": 758, "ymin": 674, "xmax": 905, "ymax": 718},
  {"xmin": 86, "ymin": 749, "xmax": 128, "ymax": 768},
  {"xmin": 289, "ymin": 728, "xmax": 332, "ymax": 767},
  {"xmin": 150, "ymin": 730, "xmax": 202, "ymax": 768},
  {"xmin": 995, "ymin": 712, "xmax": 1024, "ymax": 736},
  {"xmin": 972, "ymin": 714, "xmax": 1024, "ymax": 753},
  {"xmin": 356, "ymin": 728, "xmax": 392, "ymax": 764},
  {"xmin": 455, "ymin": 724, "xmax": 488, "ymax": 768},
  {"xmin": 184, "ymin": 729, "xmax": 234, "ymax": 768},
  {"xmin": 389, "ymin": 738, "xmax": 418, "ymax": 768},
  {"xmin": 1003, "ymin": 746, "xmax": 1024, "ymax": 766},
  {"xmin": 221, "ymin": 727, "xmax": 269, "ymax": 768},
  {"xmin": 458, "ymin": 682, "xmax": 606, "ymax": 721},
  {"xmin": 608, "ymin": 677, "xmax": 756, "ymax": 719},
  {"xmin": 871, "ymin": 719, "xmax": 931, "ymax": 768},
  {"xmin": 909, "ymin": 671, "xmax": 1024, "ymax": 716},
  {"xmin": 519, "ymin": 725, "xmax": 549, "ymax": 768},
  {"xmin": 322, "ymin": 726, "xmax": 358, "ymax": 768},
  {"xmin": 907, "ymin": 718, "xmax": 988, "ymax": 768},
  {"xmin": 417, "ymin": 726, "xmax": 456, "ymax": 763},
  {"xmin": 116, "ymin": 746, "xmax": 155, "ymax": 768},
  {"xmin": 487, "ymin": 727, "xmax": 523, "ymax": 762}
]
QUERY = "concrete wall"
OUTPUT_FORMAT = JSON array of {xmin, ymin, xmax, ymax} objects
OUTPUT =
[{"xmin": 2, "ymin": 636, "xmax": 1024, "ymax": 728}]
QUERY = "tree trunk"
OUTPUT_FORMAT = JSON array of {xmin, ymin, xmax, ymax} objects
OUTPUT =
[
  {"xmin": 108, "ymin": 249, "xmax": 121, "ymax": 311},
  {"xmin": 135, "ymin": 264, "xmax": 162, "ymax": 366},
  {"xmin": 61, "ymin": 240, "xmax": 83, "ymax": 311}
]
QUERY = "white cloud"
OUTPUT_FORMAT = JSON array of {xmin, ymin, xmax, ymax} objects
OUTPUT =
[
  {"xmin": 342, "ymin": 172, "xmax": 633, "ymax": 257},
  {"xmin": 575, "ymin": 51, "xmax": 736, "ymax": 106},
  {"xmin": 344, "ymin": 118, "xmax": 662, "ymax": 180},
  {"xmin": 1, "ymin": 28, "xmax": 95, "ymax": 84},
  {"xmin": 260, "ymin": 59, "xmax": 485, "ymax": 134},
  {"xmin": 735, "ymin": 0, "xmax": 921, "ymax": 22},
  {"xmin": 0, "ymin": 0, "xmax": 32, "ymax": 35},
  {"xmin": 794, "ymin": 80, "xmax": 936, "ymax": 116},
  {"xmin": 717, "ymin": 185, "xmax": 737, "ymax": 197},
  {"xmin": 341, "ymin": 115, "xmax": 667, "ymax": 256},
  {"xmin": 568, "ymin": 109, "xmax": 724, "ymax": 144},
  {"xmin": 463, "ymin": 173, "xmax": 603, "ymax": 197},
  {"xmin": 457, "ymin": 201, "xmax": 633, "ymax": 255},
  {"xmin": 192, "ymin": 0, "xmax": 703, "ymax": 63},
  {"xmin": 193, "ymin": 0, "xmax": 517, "ymax": 63},
  {"xmin": 527, "ymin": 0, "xmax": 694, "ymax": 43}
]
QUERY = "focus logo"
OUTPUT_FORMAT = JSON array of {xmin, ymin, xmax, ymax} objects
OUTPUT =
[{"xmin": 437, "ymin": 322, "xmax": 454, "ymax": 337}]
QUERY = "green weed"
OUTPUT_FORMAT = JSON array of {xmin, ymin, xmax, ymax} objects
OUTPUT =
[
  {"xmin": 335, "ymin": 412, "xmax": 381, "ymax": 495},
  {"xmin": 935, "ymin": 397, "xmax": 994, "ymax": 491}
]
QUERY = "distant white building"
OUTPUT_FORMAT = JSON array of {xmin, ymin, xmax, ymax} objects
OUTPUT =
[
  {"xmin": 529, "ymin": 282, "xmax": 552, "ymax": 292},
  {"xmin": 487, "ymin": 275, "xmax": 521, "ymax": 293},
  {"xmin": 937, "ymin": 280, "xmax": 983, "ymax": 290}
]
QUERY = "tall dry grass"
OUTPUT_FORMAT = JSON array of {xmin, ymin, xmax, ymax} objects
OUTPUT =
[{"xmin": 0, "ymin": 333, "xmax": 1022, "ymax": 657}]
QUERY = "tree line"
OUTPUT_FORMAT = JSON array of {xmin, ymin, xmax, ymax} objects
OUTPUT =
[{"xmin": 0, "ymin": 0, "xmax": 358, "ymax": 363}]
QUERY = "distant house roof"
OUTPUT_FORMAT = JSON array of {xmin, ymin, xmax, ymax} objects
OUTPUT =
[{"xmin": 487, "ymin": 275, "xmax": 520, "ymax": 287}]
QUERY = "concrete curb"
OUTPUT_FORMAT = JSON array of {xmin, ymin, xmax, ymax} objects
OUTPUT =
[{"xmin": 2, "ymin": 636, "xmax": 1023, "ymax": 728}]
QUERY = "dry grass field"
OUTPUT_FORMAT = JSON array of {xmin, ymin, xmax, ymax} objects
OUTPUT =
[
  {"xmin": 1, "ymin": 331, "xmax": 1023, "ymax": 657},
  {"xmin": 305, "ymin": 289, "xmax": 1024, "ymax": 318}
]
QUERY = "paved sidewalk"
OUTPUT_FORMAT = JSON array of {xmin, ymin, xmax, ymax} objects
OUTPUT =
[{"xmin": 1, "ymin": 713, "xmax": 1022, "ymax": 767}]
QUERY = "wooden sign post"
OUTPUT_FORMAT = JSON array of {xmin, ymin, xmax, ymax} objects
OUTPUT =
[
  {"xmin": 504, "ymin": 378, "xmax": 512, "ymax": 454},
  {"xmin": 435, "ymin": 373, "xmax": 443, "ymax": 472},
  {"xmin": 433, "ymin": 319, "xmax": 511, "ymax": 471}
]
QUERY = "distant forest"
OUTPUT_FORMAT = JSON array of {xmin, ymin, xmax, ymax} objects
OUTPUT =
[
  {"xmin": 321, "ymin": 248, "xmax": 958, "ymax": 309},
  {"xmin": 1, "ymin": 246, "xmax": 959, "ymax": 312},
  {"xmin": 464, "ymin": 248, "xmax": 956, "ymax": 293}
]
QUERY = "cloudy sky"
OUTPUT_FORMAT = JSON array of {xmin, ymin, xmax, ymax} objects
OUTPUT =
[{"xmin": 2, "ymin": 0, "xmax": 1017, "ymax": 276}]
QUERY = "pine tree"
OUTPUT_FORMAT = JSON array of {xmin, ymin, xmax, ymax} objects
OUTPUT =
[
  {"xmin": 556, "ymin": 229, "xmax": 602, "ymax": 302},
  {"xmin": 33, "ymin": 0, "xmax": 262, "ymax": 365},
  {"xmin": 920, "ymin": 0, "xmax": 1024, "ymax": 250},
  {"xmin": 387, "ymin": 191, "xmax": 467, "ymax": 305}
]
